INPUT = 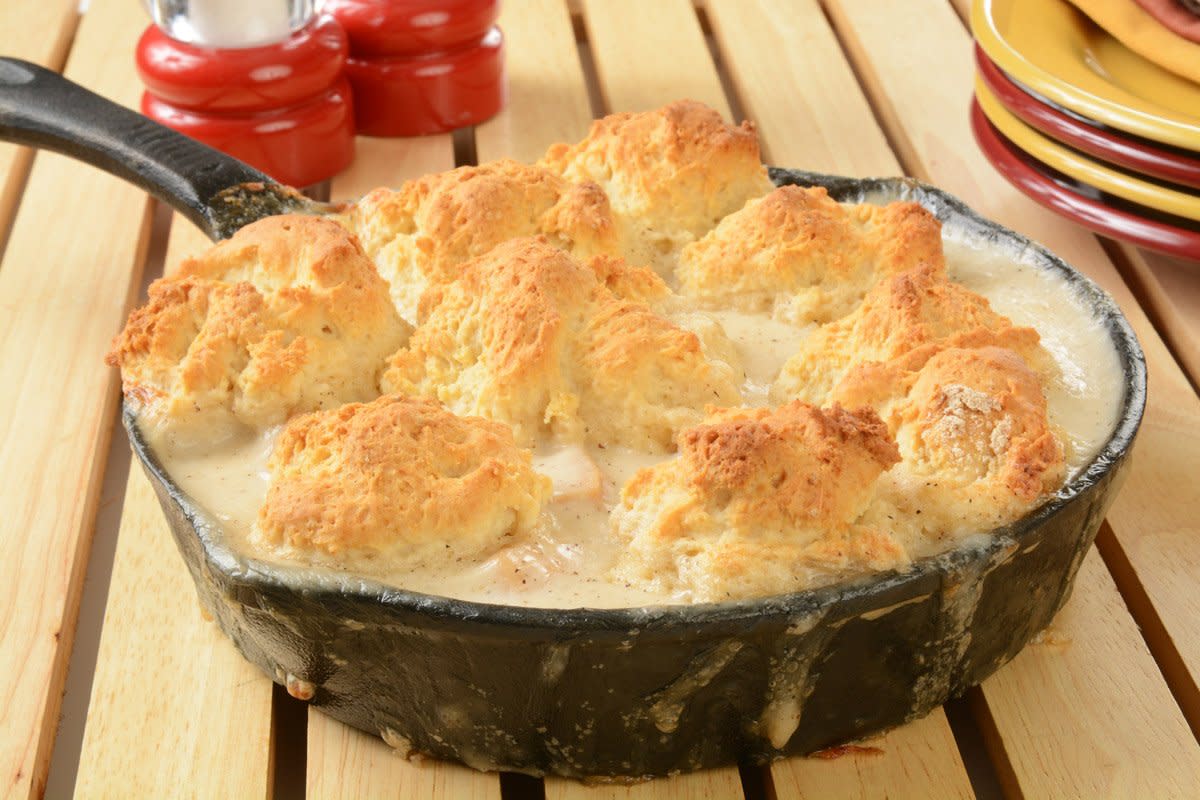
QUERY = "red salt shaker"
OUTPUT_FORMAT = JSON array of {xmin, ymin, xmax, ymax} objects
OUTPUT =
[
  {"xmin": 323, "ymin": 0, "xmax": 506, "ymax": 136},
  {"xmin": 136, "ymin": 2, "xmax": 355, "ymax": 187}
]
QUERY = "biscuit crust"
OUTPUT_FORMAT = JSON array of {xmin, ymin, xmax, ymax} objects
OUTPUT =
[
  {"xmin": 677, "ymin": 186, "xmax": 945, "ymax": 324},
  {"xmin": 256, "ymin": 395, "xmax": 551, "ymax": 562},
  {"xmin": 848, "ymin": 347, "xmax": 1066, "ymax": 543},
  {"xmin": 541, "ymin": 100, "xmax": 774, "ymax": 272},
  {"xmin": 381, "ymin": 238, "xmax": 594, "ymax": 444},
  {"xmin": 108, "ymin": 100, "xmax": 1074, "ymax": 604},
  {"xmin": 774, "ymin": 264, "xmax": 1047, "ymax": 405},
  {"xmin": 612, "ymin": 402, "xmax": 905, "ymax": 601},
  {"xmin": 341, "ymin": 160, "xmax": 621, "ymax": 321},
  {"xmin": 382, "ymin": 237, "xmax": 743, "ymax": 449},
  {"xmin": 108, "ymin": 216, "xmax": 408, "ymax": 445}
]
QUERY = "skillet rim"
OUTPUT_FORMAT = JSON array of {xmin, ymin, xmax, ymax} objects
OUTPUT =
[{"xmin": 122, "ymin": 167, "xmax": 1148, "ymax": 635}]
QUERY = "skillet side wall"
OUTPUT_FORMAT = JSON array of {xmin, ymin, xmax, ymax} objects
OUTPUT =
[
  {"xmin": 139, "ymin": 432, "xmax": 1131, "ymax": 777},
  {"xmin": 128, "ymin": 170, "xmax": 1147, "ymax": 778}
]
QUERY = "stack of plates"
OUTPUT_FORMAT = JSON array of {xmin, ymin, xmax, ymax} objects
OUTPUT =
[{"xmin": 971, "ymin": 0, "xmax": 1200, "ymax": 259}]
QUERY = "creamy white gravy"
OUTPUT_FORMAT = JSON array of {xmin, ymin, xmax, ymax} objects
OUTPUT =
[
  {"xmin": 148, "ymin": 234, "xmax": 1125, "ymax": 608},
  {"xmin": 942, "ymin": 237, "xmax": 1122, "ymax": 475}
]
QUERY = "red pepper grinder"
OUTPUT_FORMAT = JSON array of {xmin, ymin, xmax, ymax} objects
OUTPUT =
[
  {"xmin": 323, "ymin": 0, "xmax": 506, "ymax": 136},
  {"xmin": 137, "ymin": 0, "xmax": 356, "ymax": 187}
]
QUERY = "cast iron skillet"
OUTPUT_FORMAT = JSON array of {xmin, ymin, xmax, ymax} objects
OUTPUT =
[{"xmin": 1, "ymin": 57, "xmax": 1147, "ymax": 778}]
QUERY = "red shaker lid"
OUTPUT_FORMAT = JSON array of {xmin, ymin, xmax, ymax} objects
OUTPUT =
[
  {"xmin": 136, "ymin": 16, "xmax": 348, "ymax": 112},
  {"xmin": 344, "ymin": 25, "xmax": 505, "ymax": 136},
  {"xmin": 323, "ymin": 0, "xmax": 501, "ymax": 57}
]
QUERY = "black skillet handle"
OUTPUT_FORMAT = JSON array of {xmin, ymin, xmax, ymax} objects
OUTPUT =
[{"xmin": 0, "ymin": 57, "xmax": 275, "ymax": 240}]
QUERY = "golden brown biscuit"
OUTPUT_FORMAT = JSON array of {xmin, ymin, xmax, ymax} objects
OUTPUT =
[
  {"xmin": 382, "ymin": 237, "xmax": 742, "ymax": 449},
  {"xmin": 677, "ymin": 186, "xmax": 946, "ymax": 324},
  {"xmin": 177, "ymin": 215, "xmax": 407, "ymax": 362},
  {"xmin": 612, "ymin": 402, "xmax": 905, "ymax": 601},
  {"xmin": 541, "ymin": 100, "xmax": 774, "ymax": 272},
  {"xmin": 341, "ymin": 160, "xmax": 621, "ymax": 321},
  {"xmin": 578, "ymin": 298, "xmax": 743, "ymax": 451},
  {"xmin": 853, "ymin": 347, "xmax": 1066, "ymax": 544},
  {"xmin": 773, "ymin": 264, "xmax": 1046, "ymax": 405},
  {"xmin": 586, "ymin": 254, "xmax": 673, "ymax": 308},
  {"xmin": 108, "ymin": 217, "xmax": 408, "ymax": 444},
  {"xmin": 382, "ymin": 238, "xmax": 594, "ymax": 444},
  {"xmin": 255, "ymin": 395, "xmax": 550, "ymax": 563}
]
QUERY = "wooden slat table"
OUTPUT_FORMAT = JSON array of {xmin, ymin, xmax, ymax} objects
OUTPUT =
[{"xmin": 4, "ymin": 1, "xmax": 1199, "ymax": 797}]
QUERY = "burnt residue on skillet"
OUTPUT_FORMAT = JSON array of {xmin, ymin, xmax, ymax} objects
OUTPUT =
[{"xmin": 126, "ymin": 170, "xmax": 1146, "ymax": 778}]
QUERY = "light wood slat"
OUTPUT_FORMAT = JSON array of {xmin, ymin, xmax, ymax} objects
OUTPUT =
[
  {"xmin": 705, "ymin": 0, "xmax": 897, "ymax": 176},
  {"xmin": 0, "ymin": 0, "xmax": 78, "ymax": 251},
  {"xmin": 75, "ymin": 455, "xmax": 273, "ymax": 798},
  {"xmin": 705, "ymin": 2, "xmax": 973, "ymax": 795},
  {"xmin": 545, "ymin": 769, "xmax": 744, "ymax": 800},
  {"xmin": 1117, "ymin": 245, "xmax": 1200, "ymax": 388},
  {"xmin": 824, "ymin": 0, "xmax": 1200, "ymax": 795},
  {"xmin": 307, "ymin": 710, "xmax": 501, "ymax": 800},
  {"xmin": 475, "ymin": 0, "xmax": 594, "ymax": 164},
  {"xmin": 329, "ymin": 135, "xmax": 456, "ymax": 201},
  {"xmin": 0, "ymin": 1, "xmax": 161, "ymax": 796},
  {"xmin": 306, "ymin": 135, "xmax": 485, "ymax": 795},
  {"xmin": 579, "ymin": 0, "xmax": 731, "ymax": 117},
  {"xmin": 772, "ymin": 710, "xmax": 970, "ymax": 800},
  {"xmin": 973, "ymin": 549, "xmax": 1198, "ymax": 797}
]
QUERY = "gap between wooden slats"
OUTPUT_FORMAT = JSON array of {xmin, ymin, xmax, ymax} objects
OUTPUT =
[
  {"xmin": 0, "ymin": 0, "xmax": 80, "ymax": 260},
  {"xmin": 0, "ymin": 0, "xmax": 167, "ymax": 796},
  {"xmin": 704, "ymin": 0, "xmax": 896, "ymax": 176},
  {"xmin": 821, "ymin": 0, "xmax": 1200, "ymax": 794},
  {"xmin": 546, "ymin": 770, "xmax": 745, "ymax": 800},
  {"xmin": 1094, "ymin": 521, "xmax": 1200, "ymax": 739}
]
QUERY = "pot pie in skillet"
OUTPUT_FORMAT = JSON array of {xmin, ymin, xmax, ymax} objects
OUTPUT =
[{"xmin": 108, "ymin": 100, "xmax": 1122, "ymax": 606}]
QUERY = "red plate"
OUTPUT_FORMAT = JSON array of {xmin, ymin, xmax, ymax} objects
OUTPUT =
[
  {"xmin": 975, "ymin": 46, "xmax": 1200, "ymax": 190},
  {"xmin": 970, "ymin": 99, "xmax": 1200, "ymax": 260}
]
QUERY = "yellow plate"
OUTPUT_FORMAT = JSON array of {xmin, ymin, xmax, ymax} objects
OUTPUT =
[
  {"xmin": 972, "ymin": 0, "xmax": 1200, "ymax": 151},
  {"xmin": 1063, "ymin": 0, "xmax": 1200, "ymax": 86},
  {"xmin": 975, "ymin": 77, "xmax": 1200, "ymax": 222}
]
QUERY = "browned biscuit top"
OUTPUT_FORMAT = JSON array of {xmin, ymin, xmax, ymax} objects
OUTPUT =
[
  {"xmin": 108, "ymin": 216, "xmax": 408, "ymax": 444},
  {"xmin": 611, "ymin": 402, "xmax": 906, "ymax": 601},
  {"xmin": 256, "ymin": 394, "xmax": 550, "ymax": 561},
  {"xmin": 382, "ymin": 237, "xmax": 742, "ymax": 450},
  {"xmin": 677, "ymin": 185, "xmax": 945, "ymax": 323},
  {"xmin": 341, "ymin": 159, "xmax": 622, "ymax": 320},
  {"xmin": 843, "ymin": 346, "xmax": 1066, "ymax": 544},
  {"xmin": 774, "ymin": 264, "xmax": 1047, "ymax": 406},
  {"xmin": 541, "ymin": 100, "xmax": 774, "ymax": 272}
]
